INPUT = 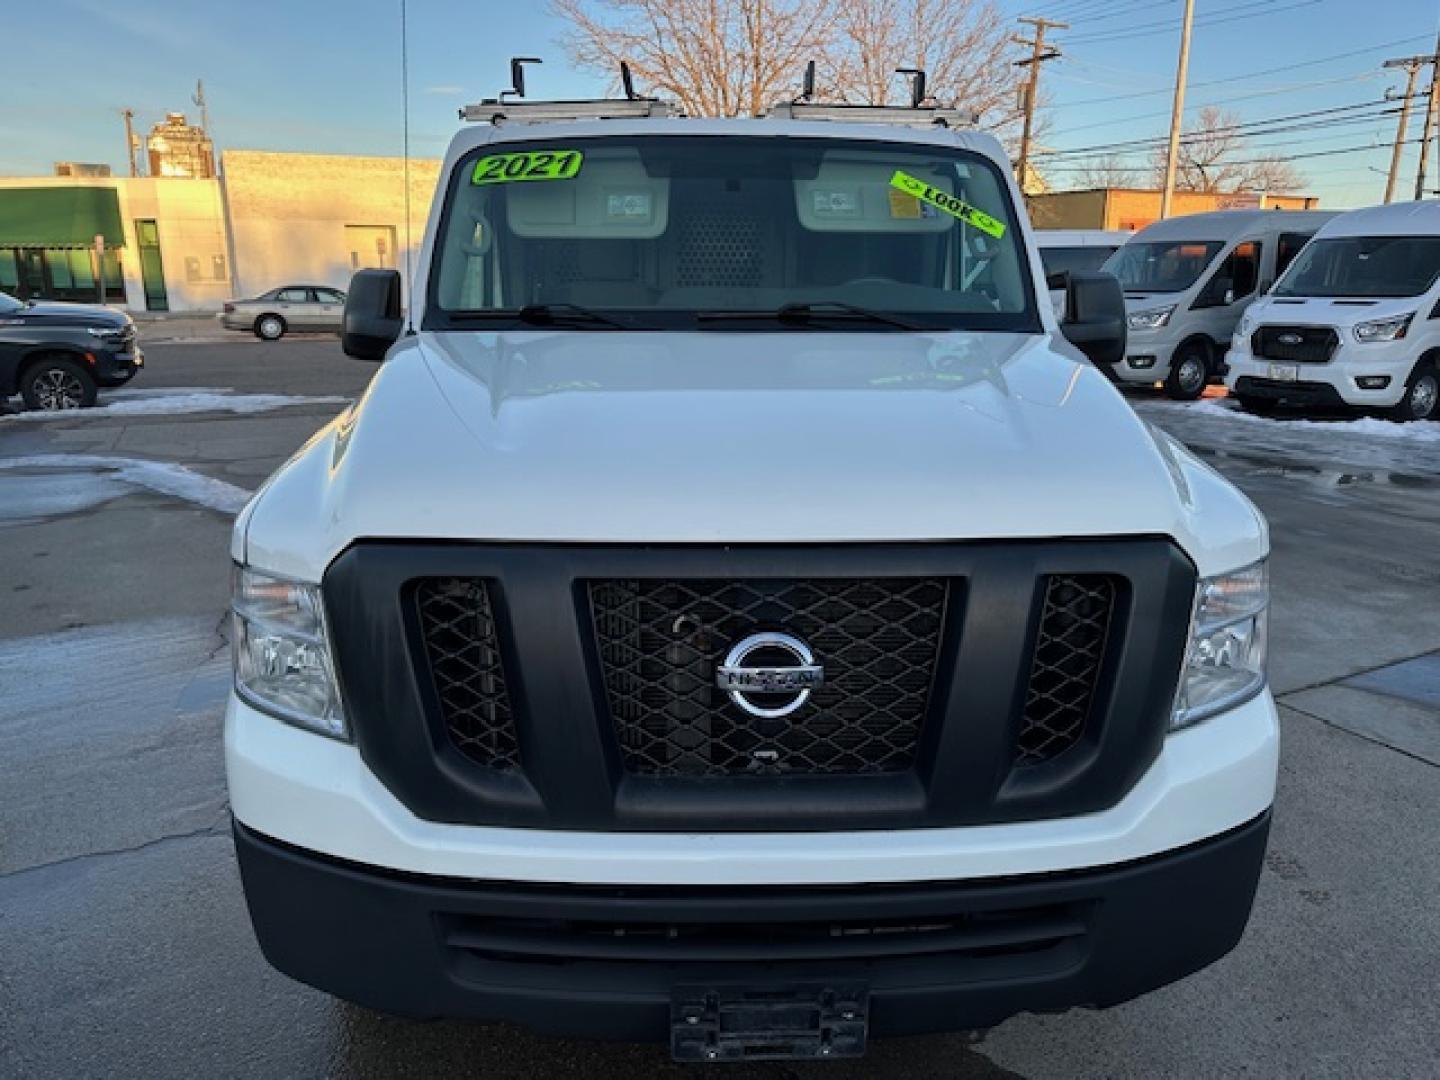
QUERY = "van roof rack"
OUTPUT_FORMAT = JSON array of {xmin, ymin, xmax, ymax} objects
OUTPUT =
[
  {"xmin": 462, "ymin": 57, "xmax": 683, "ymax": 124},
  {"xmin": 765, "ymin": 101, "xmax": 977, "ymax": 128},
  {"xmin": 767, "ymin": 65, "xmax": 976, "ymax": 128}
]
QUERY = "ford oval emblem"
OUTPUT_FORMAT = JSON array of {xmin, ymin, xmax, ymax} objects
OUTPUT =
[{"xmin": 1277, "ymin": 332, "xmax": 1303, "ymax": 346}]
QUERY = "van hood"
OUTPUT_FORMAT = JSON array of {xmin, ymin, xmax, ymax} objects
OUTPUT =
[
  {"xmin": 1247, "ymin": 294, "xmax": 1422, "ymax": 330},
  {"xmin": 240, "ymin": 330, "xmax": 1267, "ymax": 579}
]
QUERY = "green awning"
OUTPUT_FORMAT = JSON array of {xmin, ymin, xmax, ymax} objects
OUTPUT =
[{"xmin": 0, "ymin": 187, "xmax": 125, "ymax": 248}]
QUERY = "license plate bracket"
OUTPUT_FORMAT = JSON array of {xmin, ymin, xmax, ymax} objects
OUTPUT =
[
  {"xmin": 1268, "ymin": 361, "xmax": 1299, "ymax": 382},
  {"xmin": 671, "ymin": 982, "xmax": 869, "ymax": 1062}
]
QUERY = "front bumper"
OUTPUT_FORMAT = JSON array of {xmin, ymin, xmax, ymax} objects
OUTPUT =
[
  {"xmin": 1109, "ymin": 335, "xmax": 1176, "ymax": 384},
  {"xmin": 225, "ymin": 687, "xmax": 1278, "ymax": 885},
  {"xmin": 234, "ymin": 809, "xmax": 1271, "ymax": 1037},
  {"xmin": 94, "ymin": 347, "xmax": 143, "ymax": 386},
  {"xmin": 1225, "ymin": 346, "xmax": 1413, "ymax": 408}
]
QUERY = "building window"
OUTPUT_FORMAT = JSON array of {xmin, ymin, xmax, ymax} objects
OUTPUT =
[{"xmin": 0, "ymin": 247, "xmax": 124, "ymax": 302}]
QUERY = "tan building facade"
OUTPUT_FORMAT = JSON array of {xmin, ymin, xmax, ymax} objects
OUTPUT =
[
  {"xmin": 1028, "ymin": 188, "xmax": 1321, "ymax": 232},
  {"xmin": 222, "ymin": 150, "xmax": 440, "ymax": 303}
]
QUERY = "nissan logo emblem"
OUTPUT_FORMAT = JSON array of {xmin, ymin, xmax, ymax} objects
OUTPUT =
[{"xmin": 715, "ymin": 632, "xmax": 825, "ymax": 719}]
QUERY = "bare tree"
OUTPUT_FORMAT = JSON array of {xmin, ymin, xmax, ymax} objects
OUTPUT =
[
  {"xmin": 552, "ymin": 0, "xmax": 1022, "ymax": 130},
  {"xmin": 552, "ymin": 0, "xmax": 836, "ymax": 118},
  {"xmin": 1071, "ymin": 153, "xmax": 1139, "ymax": 189},
  {"xmin": 825, "ymin": 0, "xmax": 1017, "ymax": 124},
  {"xmin": 1150, "ymin": 106, "xmax": 1305, "ymax": 194}
]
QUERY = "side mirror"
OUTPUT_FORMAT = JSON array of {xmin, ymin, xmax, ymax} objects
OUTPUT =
[
  {"xmin": 342, "ymin": 269, "xmax": 403, "ymax": 361},
  {"xmin": 1058, "ymin": 270, "xmax": 1126, "ymax": 368}
]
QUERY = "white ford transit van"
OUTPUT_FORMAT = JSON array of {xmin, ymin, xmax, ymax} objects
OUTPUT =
[
  {"xmin": 1225, "ymin": 201, "xmax": 1440, "ymax": 421},
  {"xmin": 1102, "ymin": 209, "xmax": 1335, "ymax": 398}
]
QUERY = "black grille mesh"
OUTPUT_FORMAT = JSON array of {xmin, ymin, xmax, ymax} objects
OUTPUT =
[
  {"xmin": 415, "ymin": 578, "xmax": 521, "ymax": 770},
  {"xmin": 1016, "ymin": 575, "xmax": 1117, "ymax": 766},
  {"xmin": 588, "ymin": 579, "xmax": 947, "ymax": 776},
  {"xmin": 1252, "ymin": 324, "xmax": 1339, "ymax": 364}
]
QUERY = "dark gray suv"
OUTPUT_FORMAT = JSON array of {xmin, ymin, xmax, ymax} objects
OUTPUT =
[{"xmin": 0, "ymin": 290, "xmax": 142, "ymax": 410}]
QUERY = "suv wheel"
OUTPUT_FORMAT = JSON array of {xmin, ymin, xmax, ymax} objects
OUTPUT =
[
  {"xmin": 255, "ymin": 314, "xmax": 286, "ymax": 341},
  {"xmin": 20, "ymin": 357, "xmax": 98, "ymax": 411},
  {"xmin": 1164, "ymin": 343, "xmax": 1210, "ymax": 401},
  {"xmin": 1389, "ymin": 361, "xmax": 1439, "ymax": 422}
]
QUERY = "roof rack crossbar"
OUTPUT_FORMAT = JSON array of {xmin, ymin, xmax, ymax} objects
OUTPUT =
[
  {"xmin": 460, "ymin": 97, "xmax": 683, "ymax": 124},
  {"xmin": 766, "ymin": 101, "xmax": 978, "ymax": 128}
]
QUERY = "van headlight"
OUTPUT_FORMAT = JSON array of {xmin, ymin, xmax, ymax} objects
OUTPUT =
[
  {"xmin": 232, "ymin": 566, "xmax": 348, "ymax": 739},
  {"xmin": 1127, "ymin": 305, "xmax": 1175, "ymax": 331},
  {"xmin": 1171, "ymin": 561, "xmax": 1268, "ymax": 731},
  {"xmin": 1353, "ymin": 313, "xmax": 1413, "ymax": 343}
]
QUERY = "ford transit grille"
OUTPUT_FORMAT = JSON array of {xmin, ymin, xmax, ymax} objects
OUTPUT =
[
  {"xmin": 416, "ymin": 578, "xmax": 522, "ymax": 770},
  {"xmin": 588, "ymin": 578, "xmax": 948, "ymax": 776},
  {"xmin": 1016, "ymin": 575, "xmax": 1118, "ymax": 767},
  {"xmin": 1252, "ymin": 325, "xmax": 1339, "ymax": 364}
]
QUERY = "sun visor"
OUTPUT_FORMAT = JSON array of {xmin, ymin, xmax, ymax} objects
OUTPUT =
[
  {"xmin": 503, "ymin": 149, "xmax": 670, "ymax": 239},
  {"xmin": 796, "ymin": 157, "xmax": 955, "ymax": 234}
]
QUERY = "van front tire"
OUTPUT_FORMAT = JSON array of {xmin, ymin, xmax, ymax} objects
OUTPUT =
[
  {"xmin": 1164, "ymin": 342, "xmax": 1210, "ymax": 401},
  {"xmin": 1388, "ymin": 361, "xmax": 1439, "ymax": 422}
]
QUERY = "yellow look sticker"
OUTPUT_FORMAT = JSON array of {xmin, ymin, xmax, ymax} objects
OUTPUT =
[
  {"xmin": 888, "ymin": 170, "xmax": 1006, "ymax": 239},
  {"xmin": 472, "ymin": 149, "xmax": 584, "ymax": 185}
]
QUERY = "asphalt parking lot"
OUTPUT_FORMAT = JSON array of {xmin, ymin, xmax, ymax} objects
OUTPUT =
[{"xmin": 2, "ymin": 337, "xmax": 1438, "ymax": 1078}]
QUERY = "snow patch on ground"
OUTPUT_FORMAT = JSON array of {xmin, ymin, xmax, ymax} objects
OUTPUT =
[
  {"xmin": 1, "ymin": 390, "xmax": 349, "ymax": 422},
  {"xmin": 1137, "ymin": 398, "xmax": 1440, "ymax": 443},
  {"xmin": 0, "ymin": 455, "xmax": 252, "ymax": 514}
]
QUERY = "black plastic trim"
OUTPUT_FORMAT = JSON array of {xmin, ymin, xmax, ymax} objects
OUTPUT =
[
  {"xmin": 234, "ymin": 810, "xmax": 1271, "ymax": 1038},
  {"xmin": 322, "ymin": 539, "xmax": 1196, "ymax": 832}
]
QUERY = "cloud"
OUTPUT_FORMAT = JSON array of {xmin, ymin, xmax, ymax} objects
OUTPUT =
[{"xmin": 424, "ymin": 85, "xmax": 465, "ymax": 96}]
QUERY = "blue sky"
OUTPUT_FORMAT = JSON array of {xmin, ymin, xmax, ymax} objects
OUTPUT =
[{"xmin": 4, "ymin": 0, "xmax": 1437, "ymax": 207}]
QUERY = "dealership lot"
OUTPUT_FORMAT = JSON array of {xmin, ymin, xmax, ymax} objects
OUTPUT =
[{"xmin": 2, "ymin": 338, "xmax": 1438, "ymax": 1079}]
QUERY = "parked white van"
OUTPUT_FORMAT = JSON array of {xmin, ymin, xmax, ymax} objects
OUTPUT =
[
  {"xmin": 1036, "ymin": 229, "xmax": 1131, "ymax": 278},
  {"xmin": 1225, "ymin": 201, "xmax": 1440, "ymax": 421},
  {"xmin": 1102, "ymin": 210, "xmax": 1335, "ymax": 398}
]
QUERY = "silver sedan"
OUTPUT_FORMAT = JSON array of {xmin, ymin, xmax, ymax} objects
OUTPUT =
[{"xmin": 220, "ymin": 285, "xmax": 346, "ymax": 340}]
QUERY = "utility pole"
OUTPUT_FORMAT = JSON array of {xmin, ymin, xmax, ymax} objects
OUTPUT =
[
  {"xmin": 1382, "ymin": 57, "xmax": 1425, "ymax": 203},
  {"xmin": 1013, "ymin": 16, "xmax": 1066, "ymax": 196},
  {"xmin": 120, "ymin": 109, "xmax": 139, "ymax": 177},
  {"xmin": 1416, "ymin": 30, "xmax": 1440, "ymax": 201},
  {"xmin": 1159, "ymin": 0, "xmax": 1196, "ymax": 220}
]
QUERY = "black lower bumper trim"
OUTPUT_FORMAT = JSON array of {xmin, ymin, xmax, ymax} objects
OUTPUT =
[
  {"xmin": 234, "ymin": 811, "xmax": 1270, "ymax": 1041},
  {"xmin": 1233, "ymin": 376, "xmax": 1347, "ymax": 407}
]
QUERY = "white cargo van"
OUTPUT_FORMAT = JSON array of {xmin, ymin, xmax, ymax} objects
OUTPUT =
[
  {"xmin": 225, "ymin": 81, "xmax": 1276, "ymax": 1061},
  {"xmin": 1225, "ymin": 201, "xmax": 1440, "ymax": 421},
  {"xmin": 1102, "ymin": 209, "xmax": 1335, "ymax": 398},
  {"xmin": 1036, "ymin": 229, "xmax": 1131, "ymax": 278}
]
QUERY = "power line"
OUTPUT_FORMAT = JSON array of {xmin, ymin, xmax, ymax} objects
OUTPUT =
[
  {"xmin": 1067, "ymin": 0, "xmax": 1321, "ymax": 47},
  {"xmin": 1066, "ymin": 0, "xmax": 1291, "ymax": 43},
  {"xmin": 1039, "ymin": 97, "xmax": 1409, "ymax": 159},
  {"xmin": 1043, "ymin": 137, "xmax": 1427, "ymax": 173},
  {"xmin": 1043, "ymin": 32, "xmax": 1431, "ymax": 110},
  {"xmin": 1049, "ymin": 72, "xmax": 1388, "ymax": 136}
]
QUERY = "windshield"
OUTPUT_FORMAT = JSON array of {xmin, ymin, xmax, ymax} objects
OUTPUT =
[
  {"xmin": 1103, "ymin": 240, "xmax": 1225, "ymax": 294},
  {"xmin": 429, "ymin": 135, "xmax": 1037, "ymax": 332},
  {"xmin": 1273, "ymin": 235, "xmax": 1440, "ymax": 299},
  {"xmin": 1039, "ymin": 245, "xmax": 1119, "ymax": 278},
  {"xmin": 0, "ymin": 291, "xmax": 22, "ymax": 315}
]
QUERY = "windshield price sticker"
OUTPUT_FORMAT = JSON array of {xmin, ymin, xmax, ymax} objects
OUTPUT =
[
  {"xmin": 889, "ymin": 170, "xmax": 1006, "ymax": 239},
  {"xmin": 472, "ymin": 149, "xmax": 584, "ymax": 185}
]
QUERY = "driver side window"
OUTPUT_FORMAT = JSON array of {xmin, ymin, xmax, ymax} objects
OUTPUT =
[{"xmin": 1197, "ymin": 241, "xmax": 1261, "ymax": 308}]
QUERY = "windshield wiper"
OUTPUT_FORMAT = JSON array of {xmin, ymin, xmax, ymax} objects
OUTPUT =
[
  {"xmin": 698, "ymin": 302, "xmax": 933, "ymax": 331},
  {"xmin": 448, "ymin": 303, "xmax": 630, "ymax": 329}
]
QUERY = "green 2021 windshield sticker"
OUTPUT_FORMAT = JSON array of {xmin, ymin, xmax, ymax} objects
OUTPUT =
[
  {"xmin": 889, "ymin": 170, "xmax": 1006, "ymax": 239},
  {"xmin": 472, "ymin": 149, "xmax": 584, "ymax": 185}
]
